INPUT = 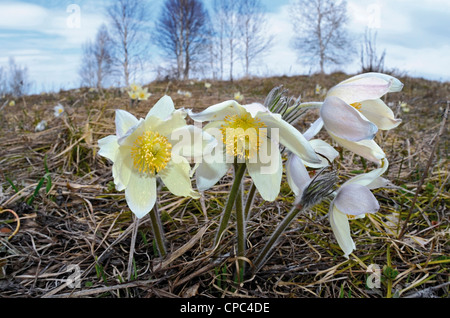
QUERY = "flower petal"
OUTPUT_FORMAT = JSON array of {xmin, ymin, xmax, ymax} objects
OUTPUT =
[
  {"xmin": 98, "ymin": 135, "xmax": 119, "ymax": 162},
  {"xmin": 334, "ymin": 183, "xmax": 380, "ymax": 216},
  {"xmin": 187, "ymin": 100, "xmax": 244, "ymax": 122},
  {"xmin": 115, "ymin": 109, "xmax": 139, "ymax": 139},
  {"xmin": 243, "ymin": 102, "xmax": 271, "ymax": 118},
  {"xmin": 327, "ymin": 73, "xmax": 402, "ymax": 104},
  {"xmin": 247, "ymin": 137, "xmax": 283, "ymax": 202},
  {"xmin": 112, "ymin": 147, "xmax": 133, "ymax": 190},
  {"xmin": 346, "ymin": 158, "xmax": 389, "ymax": 189},
  {"xmin": 307, "ymin": 139, "xmax": 339, "ymax": 168},
  {"xmin": 169, "ymin": 124, "xmax": 218, "ymax": 162},
  {"xmin": 303, "ymin": 118, "xmax": 324, "ymax": 141},
  {"xmin": 159, "ymin": 154, "xmax": 200, "ymax": 199},
  {"xmin": 147, "ymin": 109, "xmax": 188, "ymax": 138},
  {"xmin": 125, "ymin": 172, "xmax": 157, "ymax": 219},
  {"xmin": 286, "ymin": 153, "xmax": 311, "ymax": 197},
  {"xmin": 329, "ymin": 206, "xmax": 356, "ymax": 259},
  {"xmin": 258, "ymin": 112, "xmax": 321, "ymax": 165},
  {"xmin": 329, "ymin": 132, "xmax": 385, "ymax": 165},
  {"xmin": 341, "ymin": 73, "xmax": 404, "ymax": 93},
  {"xmin": 321, "ymin": 96, "xmax": 378, "ymax": 142},
  {"xmin": 360, "ymin": 99, "xmax": 402, "ymax": 130},
  {"xmin": 146, "ymin": 95, "xmax": 175, "ymax": 121},
  {"xmin": 195, "ymin": 160, "xmax": 231, "ymax": 191}
]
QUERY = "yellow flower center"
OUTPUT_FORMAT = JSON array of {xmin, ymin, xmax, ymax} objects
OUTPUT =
[
  {"xmin": 130, "ymin": 131, "xmax": 172, "ymax": 175},
  {"xmin": 351, "ymin": 102, "xmax": 362, "ymax": 111},
  {"xmin": 220, "ymin": 114, "xmax": 267, "ymax": 160}
]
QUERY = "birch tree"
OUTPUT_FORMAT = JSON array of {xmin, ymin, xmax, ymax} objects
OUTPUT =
[
  {"xmin": 212, "ymin": 0, "xmax": 242, "ymax": 81},
  {"xmin": 7, "ymin": 57, "xmax": 31, "ymax": 97},
  {"xmin": 360, "ymin": 27, "xmax": 386, "ymax": 73},
  {"xmin": 239, "ymin": 0, "xmax": 273, "ymax": 77},
  {"xmin": 290, "ymin": 0, "xmax": 353, "ymax": 74},
  {"xmin": 79, "ymin": 24, "xmax": 113, "ymax": 90},
  {"xmin": 106, "ymin": 0, "xmax": 152, "ymax": 86},
  {"xmin": 155, "ymin": 0, "xmax": 211, "ymax": 80}
]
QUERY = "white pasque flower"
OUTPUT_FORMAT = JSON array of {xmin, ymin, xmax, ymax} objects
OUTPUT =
[
  {"xmin": 188, "ymin": 101, "xmax": 322, "ymax": 202},
  {"xmin": 137, "ymin": 87, "xmax": 152, "ymax": 101},
  {"xmin": 234, "ymin": 92, "xmax": 244, "ymax": 102},
  {"xmin": 98, "ymin": 96, "xmax": 213, "ymax": 219},
  {"xmin": 54, "ymin": 104, "xmax": 65, "ymax": 117},
  {"xmin": 286, "ymin": 119, "xmax": 339, "ymax": 198},
  {"xmin": 320, "ymin": 73, "xmax": 403, "ymax": 164},
  {"xmin": 329, "ymin": 158, "xmax": 389, "ymax": 258},
  {"xmin": 35, "ymin": 120, "xmax": 47, "ymax": 132}
]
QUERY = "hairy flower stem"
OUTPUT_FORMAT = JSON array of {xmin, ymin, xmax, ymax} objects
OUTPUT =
[
  {"xmin": 149, "ymin": 204, "xmax": 167, "ymax": 257},
  {"xmin": 244, "ymin": 182, "xmax": 257, "ymax": 221},
  {"xmin": 213, "ymin": 161, "xmax": 247, "ymax": 249},
  {"xmin": 235, "ymin": 178, "xmax": 246, "ymax": 283},
  {"xmin": 252, "ymin": 205, "xmax": 304, "ymax": 273}
]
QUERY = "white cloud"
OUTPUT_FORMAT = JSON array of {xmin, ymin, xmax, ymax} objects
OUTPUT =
[
  {"xmin": 0, "ymin": 1, "xmax": 109, "ymax": 92},
  {"xmin": 0, "ymin": 1, "xmax": 49, "ymax": 29}
]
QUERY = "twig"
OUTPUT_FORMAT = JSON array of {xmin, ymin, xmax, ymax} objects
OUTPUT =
[
  {"xmin": 43, "ymin": 279, "xmax": 161, "ymax": 298},
  {"xmin": 404, "ymin": 281, "xmax": 450, "ymax": 298},
  {"xmin": 127, "ymin": 216, "xmax": 140, "ymax": 281}
]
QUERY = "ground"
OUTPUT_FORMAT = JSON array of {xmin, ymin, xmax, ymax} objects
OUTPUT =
[{"xmin": 0, "ymin": 73, "xmax": 448, "ymax": 298}]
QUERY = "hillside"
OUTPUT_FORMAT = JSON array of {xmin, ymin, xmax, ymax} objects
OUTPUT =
[{"xmin": 0, "ymin": 73, "xmax": 448, "ymax": 299}]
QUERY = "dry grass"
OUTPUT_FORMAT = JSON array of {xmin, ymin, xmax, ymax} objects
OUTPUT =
[{"xmin": 0, "ymin": 73, "xmax": 448, "ymax": 298}]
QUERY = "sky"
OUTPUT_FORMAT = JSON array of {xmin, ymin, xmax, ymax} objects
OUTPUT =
[{"xmin": 1, "ymin": 0, "xmax": 450, "ymax": 94}]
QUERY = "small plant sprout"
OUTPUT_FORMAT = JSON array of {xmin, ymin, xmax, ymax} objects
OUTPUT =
[
  {"xmin": 9, "ymin": 100, "xmax": 15, "ymax": 107},
  {"xmin": 98, "ymin": 96, "xmax": 215, "ymax": 256}
]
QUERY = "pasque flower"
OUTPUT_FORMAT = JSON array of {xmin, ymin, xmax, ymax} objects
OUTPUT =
[
  {"xmin": 98, "ymin": 95, "xmax": 212, "ymax": 219},
  {"xmin": 319, "ymin": 73, "xmax": 403, "ymax": 164},
  {"xmin": 54, "ymin": 104, "xmax": 65, "ymax": 117},
  {"xmin": 137, "ymin": 87, "xmax": 151, "ymax": 101},
  {"xmin": 329, "ymin": 158, "xmax": 389, "ymax": 258},
  {"xmin": 188, "ymin": 100, "xmax": 321, "ymax": 202},
  {"xmin": 286, "ymin": 119, "xmax": 339, "ymax": 198}
]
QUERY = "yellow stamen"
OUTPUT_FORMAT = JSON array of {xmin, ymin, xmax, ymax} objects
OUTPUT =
[
  {"xmin": 351, "ymin": 102, "xmax": 362, "ymax": 111},
  {"xmin": 131, "ymin": 131, "xmax": 172, "ymax": 175},
  {"xmin": 220, "ymin": 114, "xmax": 267, "ymax": 160}
]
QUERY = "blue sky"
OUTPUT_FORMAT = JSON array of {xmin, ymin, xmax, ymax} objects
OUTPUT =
[{"xmin": 1, "ymin": 0, "xmax": 450, "ymax": 94}]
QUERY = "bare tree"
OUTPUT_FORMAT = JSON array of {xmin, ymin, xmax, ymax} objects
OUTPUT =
[
  {"xmin": 7, "ymin": 57, "xmax": 31, "ymax": 97},
  {"xmin": 290, "ymin": 0, "xmax": 353, "ymax": 74},
  {"xmin": 212, "ymin": 0, "xmax": 242, "ymax": 81},
  {"xmin": 0, "ymin": 66, "xmax": 7, "ymax": 97},
  {"xmin": 79, "ymin": 24, "xmax": 114, "ymax": 90},
  {"xmin": 106, "ymin": 0, "xmax": 152, "ymax": 86},
  {"xmin": 238, "ymin": 0, "xmax": 273, "ymax": 77},
  {"xmin": 155, "ymin": 0, "xmax": 211, "ymax": 80},
  {"xmin": 360, "ymin": 27, "xmax": 386, "ymax": 73}
]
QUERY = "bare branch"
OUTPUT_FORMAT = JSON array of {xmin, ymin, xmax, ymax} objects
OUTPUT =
[{"xmin": 290, "ymin": 0, "xmax": 354, "ymax": 74}]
